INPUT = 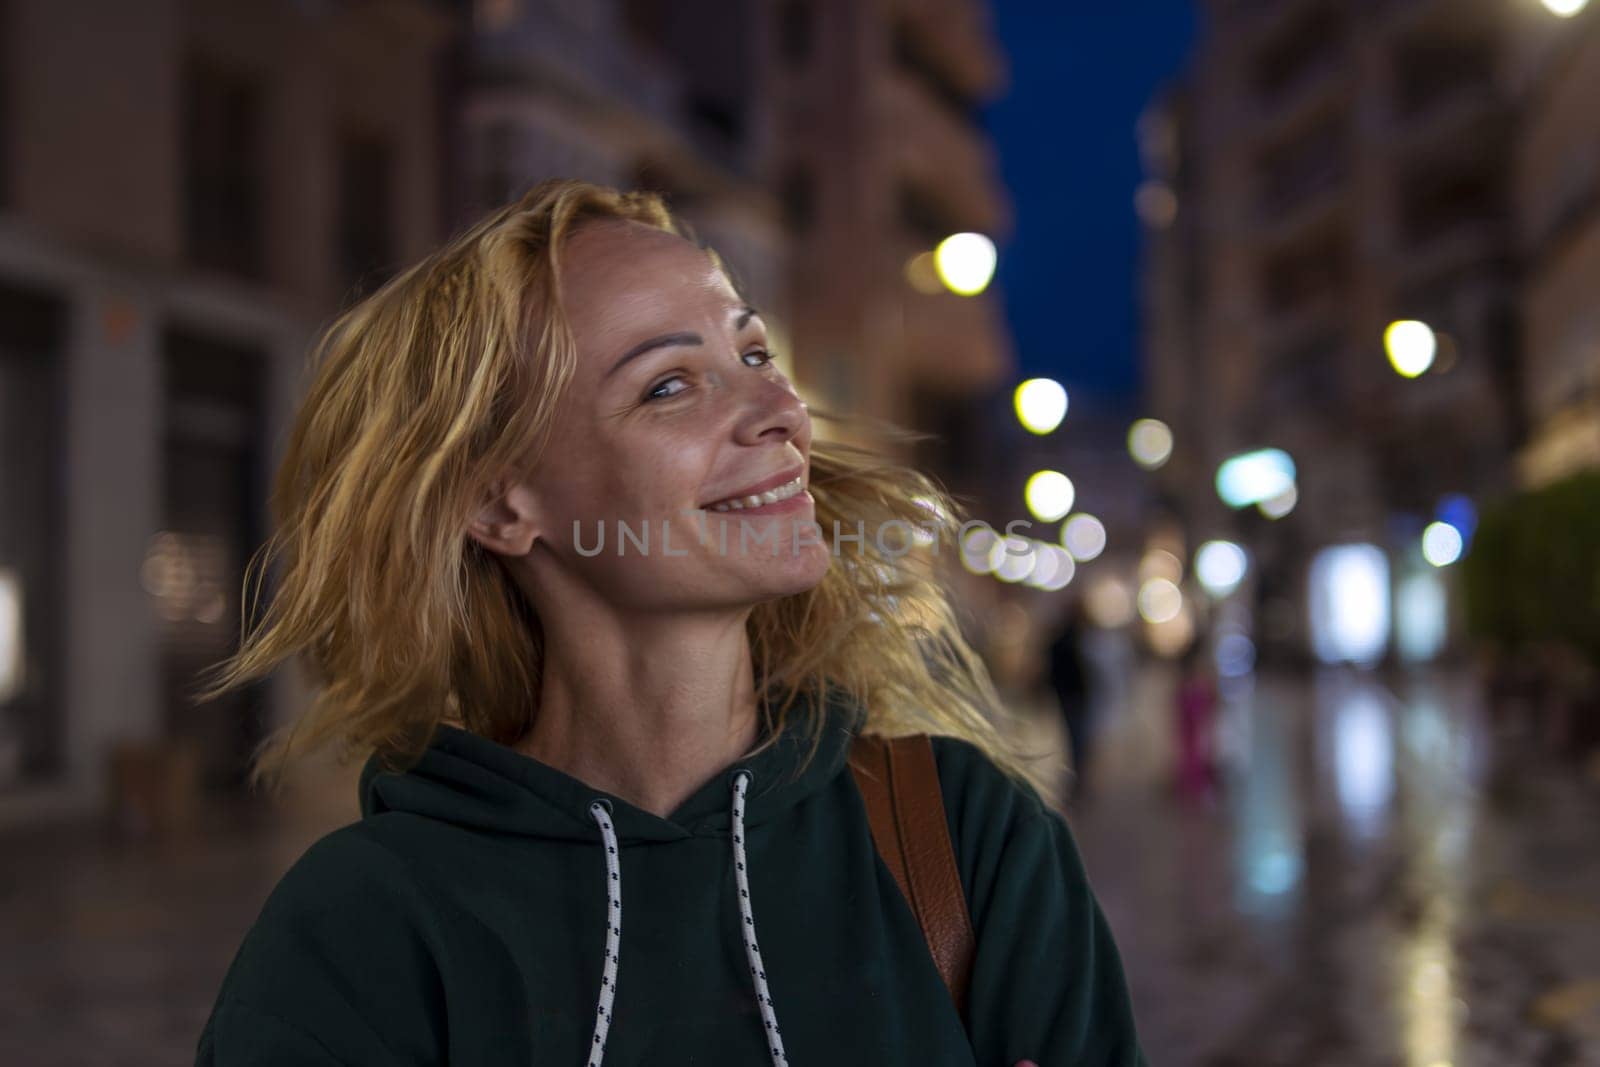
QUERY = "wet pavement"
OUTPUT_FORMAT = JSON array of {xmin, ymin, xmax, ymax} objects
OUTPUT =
[
  {"xmin": 3, "ymin": 667, "xmax": 1598, "ymax": 1065},
  {"xmin": 1051, "ymin": 666, "xmax": 1600, "ymax": 1067}
]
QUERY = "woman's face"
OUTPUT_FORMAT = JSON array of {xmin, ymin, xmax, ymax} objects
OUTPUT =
[{"xmin": 476, "ymin": 219, "xmax": 831, "ymax": 613}]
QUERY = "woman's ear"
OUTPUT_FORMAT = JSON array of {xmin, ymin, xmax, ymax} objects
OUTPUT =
[{"xmin": 467, "ymin": 477, "xmax": 544, "ymax": 557}]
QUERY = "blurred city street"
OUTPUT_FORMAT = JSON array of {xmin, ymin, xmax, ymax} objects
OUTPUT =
[
  {"xmin": 4, "ymin": 665, "xmax": 1600, "ymax": 1066},
  {"xmin": 1054, "ymin": 666, "xmax": 1600, "ymax": 1067},
  {"xmin": 3, "ymin": 1, "xmax": 1600, "ymax": 1064}
]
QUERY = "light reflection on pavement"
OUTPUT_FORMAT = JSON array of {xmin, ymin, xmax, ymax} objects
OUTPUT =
[{"xmin": 1025, "ymin": 665, "xmax": 1600, "ymax": 1067}]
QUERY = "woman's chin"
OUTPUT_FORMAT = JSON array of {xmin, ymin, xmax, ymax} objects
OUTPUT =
[{"xmin": 727, "ymin": 542, "xmax": 833, "ymax": 602}]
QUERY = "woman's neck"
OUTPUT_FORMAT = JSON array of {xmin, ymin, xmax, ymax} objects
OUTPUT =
[{"xmin": 516, "ymin": 612, "xmax": 763, "ymax": 819}]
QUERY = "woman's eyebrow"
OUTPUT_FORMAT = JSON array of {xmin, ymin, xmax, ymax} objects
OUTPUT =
[
  {"xmin": 605, "ymin": 332, "xmax": 702, "ymax": 379},
  {"xmin": 603, "ymin": 306, "xmax": 762, "ymax": 380}
]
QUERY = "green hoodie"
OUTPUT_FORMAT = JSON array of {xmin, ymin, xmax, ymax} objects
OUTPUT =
[{"xmin": 196, "ymin": 699, "xmax": 1146, "ymax": 1065}]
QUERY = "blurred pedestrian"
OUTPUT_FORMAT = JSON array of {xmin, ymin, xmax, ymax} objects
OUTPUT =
[
  {"xmin": 1174, "ymin": 643, "xmax": 1220, "ymax": 804},
  {"xmin": 1047, "ymin": 599, "xmax": 1097, "ymax": 804}
]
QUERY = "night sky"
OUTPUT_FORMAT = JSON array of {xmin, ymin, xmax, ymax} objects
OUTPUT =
[{"xmin": 984, "ymin": 4, "xmax": 1199, "ymax": 405}]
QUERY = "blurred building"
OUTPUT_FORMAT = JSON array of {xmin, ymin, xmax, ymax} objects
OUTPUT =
[
  {"xmin": 1140, "ymin": 0, "xmax": 1527, "ymax": 666},
  {"xmin": 771, "ymin": 0, "xmax": 1015, "ymax": 501},
  {"xmin": 1510, "ymin": 6, "xmax": 1600, "ymax": 488},
  {"xmin": 0, "ymin": 0, "xmax": 454, "ymax": 821},
  {"xmin": 458, "ymin": 0, "xmax": 789, "ymax": 359}
]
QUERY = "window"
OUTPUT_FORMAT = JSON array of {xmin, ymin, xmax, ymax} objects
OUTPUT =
[
  {"xmin": 337, "ymin": 128, "xmax": 396, "ymax": 299},
  {"xmin": 781, "ymin": 164, "xmax": 816, "ymax": 235},
  {"xmin": 183, "ymin": 57, "xmax": 266, "ymax": 280},
  {"xmin": 892, "ymin": 21, "xmax": 979, "ymax": 127},
  {"xmin": 0, "ymin": 281, "xmax": 66, "ymax": 788},
  {"xmin": 1259, "ymin": 227, "xmax": 1348, "ymax": 314}
]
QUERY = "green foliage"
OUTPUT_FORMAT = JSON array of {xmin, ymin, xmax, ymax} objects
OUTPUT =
[{"xmin": 1462, "ymin": 469, "xmax": 1600, "ymax": 659}]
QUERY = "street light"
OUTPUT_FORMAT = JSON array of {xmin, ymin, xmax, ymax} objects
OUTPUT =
[
  {"xmin": 934, "ymin": 233, "xmax": 997, "ymax": 296},
  {"xmin": 1541, "ymin": 0, "xmax": 1589, "ymax": 17},
  {"xmin": 1216, "ymin": 449, "xmax": 1296, "ymax": 508},
  {"xmin": 1024, "ymin": 470, "xmax": 1076, "ymax": 522},
  {"xmin": 1014, "ymin": 378, "xmax": 1068, "ymax": 434},
  {"xmin": 1385, "ymin": 320, "xmax": 1437, "ymax": 378}
]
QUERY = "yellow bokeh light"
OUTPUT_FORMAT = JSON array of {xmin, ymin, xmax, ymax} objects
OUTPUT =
[
  {"xmin": 934, "ymin": 232, "xmax": 997, "ymax": 296},
  {"xmin": 1542, "ymin": 0, "xmax": 1589, "ymax": 15},
  {"xmin": 1386, "ymin": 320, "xmax": 1437, "ymax": 378},
  {"xmin": 903, "ymin": 251, "xmax": 943, "ymax": 295},
  {"xmin": 1025, "ymin": 470, "xmax": 1076, "ymax": 523},
  {"xmin": 1014, "ymin": 378, "xmax": 1069, "ymax": 435}
]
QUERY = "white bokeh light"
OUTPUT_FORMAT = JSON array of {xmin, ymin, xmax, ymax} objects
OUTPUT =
[
  {"xmin": 1421, "ymin": 522, "xmax": 1464, "ymax": 567},
  {"xmin": 1128, "ymin": 418, "xmax": 1174, "ymax": 470},
  {"xmin": 1195, "ymin": 540, "xmax": 1248, "ymax": 598},
  {"xmin": 1060, "ymin": 514, "xmax": 1107, "ymax": 562}
]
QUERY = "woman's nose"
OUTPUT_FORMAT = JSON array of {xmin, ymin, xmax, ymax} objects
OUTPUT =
[{"xmin": 732, "ymin": 373, "xmax": 807, "ymax": 446}]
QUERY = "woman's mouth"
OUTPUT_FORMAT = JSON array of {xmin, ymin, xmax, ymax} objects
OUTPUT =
[{"xmin": 705, "ymin": 476, "xmax": 808, "ymax": 513}]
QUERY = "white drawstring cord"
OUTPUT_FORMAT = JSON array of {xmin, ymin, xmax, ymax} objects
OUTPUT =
[
  {"xmin": 586, "ymin": 799, "xmax": 622, "ymax": 1067},
  {"xmin": 583, "ymin": 776, "xmax": 789, "ymax": 1067},
  {"xmin": 732, "ymin": 770, "xmax": 789, "ymax": 1066}
]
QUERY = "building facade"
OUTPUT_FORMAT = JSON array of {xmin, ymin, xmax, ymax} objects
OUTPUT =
[
  {"xmin": 1140, "ymin": 0, "xmax": 1526, "ymax": 665},
  {"xmin": 769, "ymin": 0, "xmax": 1015, "ymax": 500},
  {"xmin": 0, "ymin": 0, "xmax": 453, "ymax": 821},
  {"xmin": 1511, "ymin": 6, "xmax": 1600, "ymax": 488}
]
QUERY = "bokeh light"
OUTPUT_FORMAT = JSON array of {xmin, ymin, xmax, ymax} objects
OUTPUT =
[
  {"xmin": 960, "ymin": 525, "xmax": 1000, "ymax": 575},
  {"xmin": 1216, "ymin": 448, "xmax": 1296, "ymax": 508},
  {"xmin": 1025, "ymin": 470, "xmax": 1076, "ymax": 522},
  {"xmin": 1025, "ymin": 543, "xmax": 1076, "ymax": 591},
  {"xmin": 1542, "ymin": 0, "xmax": 1590, "ymax": 16},
  {"xmin": 1259, "ymin": 484, "xmax": 1298, "ymax": 519},
  {"xmin": 1385, "ymin": 320, "xmax": 1437, "ymax": 378},
  {"xmin": 1195, "ymin": 540, "xmax": 1248, "ymax": 598},
  {"xmin": 993, "ymin": 535, "xmax": 1037, "ymax": 583},
  {"xmin": 1128, "ymin": 418, "xmax": 1174, "ymax": 470},
  {"xmin": 1139, "ymin": 548, "xmax": 1184, "ymax": 584},
  {"xmin": 903, "ymin": 251, "xmax": 943, "ymax": 295},
  {"xmin": 934, "ymin": 232, "xmax": 997, "ymax": 296},
  {"xmin": 1422, "ymin": 522, "xmax": 1464, "ymax": 567},
  {"xmin": 1145, "ymin": 595, "xmax": 1196, "ymax": 657},
  {"xmin": 1014, "ymin": 378, "xmax": 1068, "ymax": 434},
  {"xmin": 1134, "ymin": 180, "xmax": 1178, "ymax": 228},
  {"xmin": 1061, "ymin": 513, "xmax": 1107, "ymax": 561},
  {"xmin": 1085, "ymin": 576, "xmax": 1136, "ymax": 628},
  {"xmin": 1309, "ymin": 544, "xmax": 1391, "ymax": 666},
  {"xmin": 1138, "ymin": 577, "xmax": 1184, "ymax": 624}
]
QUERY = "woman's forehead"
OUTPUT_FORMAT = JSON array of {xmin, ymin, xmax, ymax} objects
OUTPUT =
[{"xmin": 562, "ymin": 223, "xmax": 741, "ymax": 322}]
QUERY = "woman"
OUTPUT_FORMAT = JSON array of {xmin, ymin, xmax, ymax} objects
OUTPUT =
[{"xmin": 194, "ymin": 180, "xmax": 1146, "ymax": 1066}]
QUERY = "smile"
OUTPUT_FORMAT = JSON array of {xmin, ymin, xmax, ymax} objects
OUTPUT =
[{"xmin": 706, "ymin": 476, "xmax": 806, "ymax": 512}]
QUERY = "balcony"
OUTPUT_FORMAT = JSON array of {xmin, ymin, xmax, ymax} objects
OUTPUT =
[
  {"xmin": 879, "ymin": 68, "xmax": 1010, "ymax": 237},
  {"xmin": 470, "ymin": 5, "xmax": 682, "ymax": 134},
  {"xmin": 887, "ymin": 0, "xmax": 1006, "ymax": 104},
  {"xmin": 893, "ymin": 235, "xmax": 1013, "ymax": 393}
]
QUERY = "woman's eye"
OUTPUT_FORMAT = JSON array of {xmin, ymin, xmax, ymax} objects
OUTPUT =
[
  {"xmin": 644, "ymin": 350, "xmax": 778, "ymax": 402},
  {"xmin": 645, "ymin": 376, "xmax": 687, "ymax": 402}
]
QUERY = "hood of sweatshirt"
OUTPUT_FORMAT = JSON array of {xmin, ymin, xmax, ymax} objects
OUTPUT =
[
  {"xmin": 359, "ymin": 690, "xmax": 864, "ymax": 846},
  {"xmin": 357, "ymin": 691, "xmax": 866, "ymax": 1066}
]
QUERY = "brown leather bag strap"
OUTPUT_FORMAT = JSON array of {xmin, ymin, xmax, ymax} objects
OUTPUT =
[{"xmin": 848, "ymin": 733, "xmax": 975, "ymax": 1021}]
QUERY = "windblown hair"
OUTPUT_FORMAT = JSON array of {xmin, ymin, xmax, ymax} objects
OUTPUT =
[{"xmin": 197, "ymin": 178, "xmax": 1054, "ymax": 799}]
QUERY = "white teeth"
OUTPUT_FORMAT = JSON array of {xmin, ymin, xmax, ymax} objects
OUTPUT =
[{"xmin": 707, "ymin": 476, "xmax": 804, "ymax": 512}]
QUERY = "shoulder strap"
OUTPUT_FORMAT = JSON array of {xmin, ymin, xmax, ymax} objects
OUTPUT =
[{"xmin": 848, "ymin": 733, "xmax": 975, "ymax": 1021}]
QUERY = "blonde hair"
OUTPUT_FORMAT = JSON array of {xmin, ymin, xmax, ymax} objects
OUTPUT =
[{"xmin": 197, "ymin": 178, "xmax": 1054, "ymax": 799}]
